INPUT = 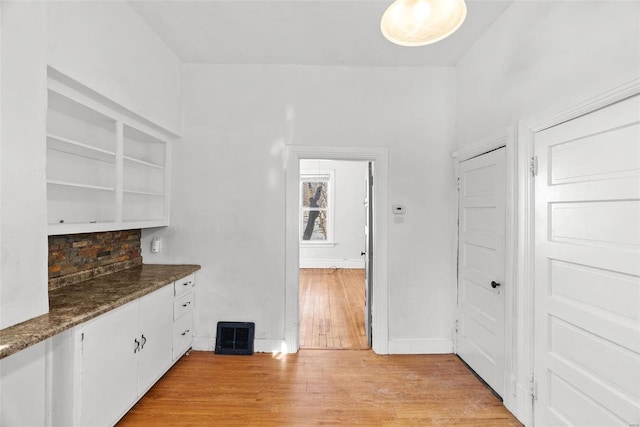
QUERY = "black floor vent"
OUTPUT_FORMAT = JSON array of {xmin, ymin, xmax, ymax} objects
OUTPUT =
[{"xmin": 214, "ymin": 322, "xmax": 255, "ymax": 355}]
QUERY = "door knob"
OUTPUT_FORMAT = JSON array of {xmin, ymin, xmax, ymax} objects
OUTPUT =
[{"xmin": 491, "ymin": 281, "xmax": 501, "ymax": 289}]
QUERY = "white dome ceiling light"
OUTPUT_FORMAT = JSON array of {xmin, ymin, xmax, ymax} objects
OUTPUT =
[{"xmin": 380, "ymin": 0, "xmax": 468, "ymax": 47}]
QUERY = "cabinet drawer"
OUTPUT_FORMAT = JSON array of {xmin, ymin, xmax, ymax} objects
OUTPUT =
[
  {"xmin": 174, "ymin": 291, "xmax": 194, "ymax": 320},
  {"xmin": 174, "ymin": 273, "xmax": 195, "ymax": 297},
  {"xmin": 173, "ymin": 312, "xmax": 193, "ymax": 360}
]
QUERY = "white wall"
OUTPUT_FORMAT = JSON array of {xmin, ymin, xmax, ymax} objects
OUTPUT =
[
  {"xmin": 299, "ymin": 159, "xmax": 367, "ymax": 269},
  {"xmin": 47, "ymin": 1, "xmax": 181, "ymax": 134},
  {"xmin": 456, "ymin": 1, "xmax": 640, "ymax": 147},
  {"xmin": 0, "ymin": 1, "xmax": 49, "ymax": 330},
  {"xmin": 142, "ymin": 64, "xmax": 457, "ymax": 353}
]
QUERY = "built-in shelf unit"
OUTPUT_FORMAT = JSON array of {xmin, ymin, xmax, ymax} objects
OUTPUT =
[{"xmin": 46, "ymin": 71, "xmax": 173, "ymax": 235}]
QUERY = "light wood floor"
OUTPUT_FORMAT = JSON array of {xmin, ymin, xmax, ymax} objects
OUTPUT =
[
  {"xmin": 118, "ymin": 350, "xmax": 523, "ymax": 426},
  {"xmin": 299, "ymin": 268, "xmax": 369, "ymax": 350}
]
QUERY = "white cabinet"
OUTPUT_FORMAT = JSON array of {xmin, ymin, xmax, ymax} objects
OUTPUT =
[
  {"xmin": 46, "ymin": 72, "xmax": 172, "ymax": 235},
  {"xmin": 172, "ymin": 274, "xmax": 195, "ymax": 360},
  {"xmin": 52, "ymin": 284, "xmax": 173, "ymax": 427},
  {"xmin": 48, "ymin": 271, "xmax": 197, "ymax": 427},
  {"xmin": 0, "ymin": 341, "xmax": 47, "ymax": 427},
  {"xmin": 78, "ymin": 300, "xmax": 139, "ymax": 427},
  {"xmin": 137, "ymin": 286, "xmax": 173, "ymax": 394}
]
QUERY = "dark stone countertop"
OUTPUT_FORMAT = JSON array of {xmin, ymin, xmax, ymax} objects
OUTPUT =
[{"xmin": 0, "ymin": 264, "xmax": 201, "ymax": 360}]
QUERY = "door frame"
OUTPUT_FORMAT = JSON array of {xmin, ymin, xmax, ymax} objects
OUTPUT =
[
  {"xmin": 452, "ymin": 127, "xmax": 518, "ymax": 408},
  {"xmin": 285, "ymin": 145, "xmax": 389, "ymax": 355}
]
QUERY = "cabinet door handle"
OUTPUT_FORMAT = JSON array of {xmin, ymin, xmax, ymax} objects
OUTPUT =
[
  {"xmin": 182, "ymin": 301, "xmax": 191, "ymax": 307},
  {"xmin": 141, "ymin": 334, "xmax": 147, "ymax": 350},
  {"xmin": 181, "ymin": 329, "xmax": 190, "ymax": 336},
  {"xmin": 134, "ymin": 338, "xmax": 140, "ymax": 354}
]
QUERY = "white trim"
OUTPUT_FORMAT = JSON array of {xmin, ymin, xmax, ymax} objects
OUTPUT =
[
  {"xmin": 191, "ymin": 336, "xmax": 214, "ymax": 352},
  {"xmin": 526, "ymin": 77, "xmax": 640, "ymax": 132},
  {"xmin": 388, "ymin": 338, "xmax": 452, "ymax": 354},
  {"xmin": 299, "ymin": 259, "xmax": 365, "ymax": 269},
  {"xmin": 452, "ymin": 126, "xmax": 510, "ymax": 161},
  {"xmin": 286, "ymin": 145, "xmax": 389, "ymax": 355},
  {"xmin": 512, "ymin": 120, "xmax": 535, "ymax": 427},
  {"xmin": 299, "ymin": 241, "xmax": 336, "ymax": 248},
  {"xmin": 253, "ymin": 339, "xmax": 289, "ymax": 354},
  {"xmin": 192, "ymin": 337, "xmax": 287, "ymax": 354}
]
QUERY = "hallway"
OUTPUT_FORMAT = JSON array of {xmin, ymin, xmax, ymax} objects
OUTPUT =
[{"xmin": 299, "ymin": 268, "xmax": 369, "ymax": 350}]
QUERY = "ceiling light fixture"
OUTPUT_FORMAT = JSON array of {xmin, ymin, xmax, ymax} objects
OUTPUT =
[{"xmin": 380, "ymin": 0, "xmax": 467, "ymax": 47}]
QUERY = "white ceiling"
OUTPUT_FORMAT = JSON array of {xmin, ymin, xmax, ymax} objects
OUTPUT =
[{"xmin": 129, "ymin": 0, "xmax": 512, "ymax": 67}]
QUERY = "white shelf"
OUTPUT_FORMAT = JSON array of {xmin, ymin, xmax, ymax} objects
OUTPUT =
[
  {"xmin": 123, "ymin": 156, "xmax": 164, "ymax": 170},
  {"xmin": 46, "ymin": 72, "xmax": 172, "ymax": 235},
  {"xmin": 47, "ymin": 133, "xmax": 116, "ymax": 163},
  {"xmin": 47, "ymin": 180, "xmax": 116, "ymax": 192},
  {"xmin": 48, "ymin": 220, "xmax": 165, "ymax": 236},
  {"xmin": 48, "ymin": 89, "xmax": 116, "ymax": 130},
  {"xmin": 123, "ymin": 189, "xmax": 164, "ymax": 197}
]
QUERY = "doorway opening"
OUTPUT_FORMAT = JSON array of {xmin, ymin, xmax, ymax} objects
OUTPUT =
[
  {"xmin": 284, "ymin": 145, "xmax": 389, "ymax": 355},
  {"xmin": 298, "ymin": 159, "xmax": 372, "ymax": 350}
]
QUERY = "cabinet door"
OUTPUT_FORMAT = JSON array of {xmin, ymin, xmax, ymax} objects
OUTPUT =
[
  {"xmin": 79, "ymin": 301, "xmax": 138, "ymax": 427},
  {"xmin": 137, "ymin": 285, "xmax": 173, "ymax": 395}
]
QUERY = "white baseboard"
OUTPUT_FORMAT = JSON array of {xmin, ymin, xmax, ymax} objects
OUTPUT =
[
  {"xmin": 299, "ymin": 259, "xmax": 364, "ymax": 269},
  {"xmin": 387, "ymin": 338, "xmax": 453, "ymax": 354},
  {"xmin": 192, "ymin": 336, "xmax": 288, "ymax": 354},
  {"xmin": 192, "ymin": 336, "xmax": 214, "ymax": 352},
  {"xmin": 253, "ymin": 339, "xmax": 289, "ymax": 354}
]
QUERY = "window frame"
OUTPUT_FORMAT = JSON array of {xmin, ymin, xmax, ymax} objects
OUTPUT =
[{"xmin": 299, "ymin": 170, "xmax": 335, "ymax": 247}]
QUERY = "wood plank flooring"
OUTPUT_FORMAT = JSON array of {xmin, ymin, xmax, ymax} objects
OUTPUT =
[
  {"xmin": 299, "ymin": 268, "xmax": 369, "ymax": 350},
  {"xmin": 117, "ymin": 350, "xmax": 523, "ymax": 426}
]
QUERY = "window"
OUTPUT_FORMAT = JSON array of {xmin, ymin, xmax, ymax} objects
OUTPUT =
[{"xmin": 300, "ymin": 171, "xmax": 334, "ymax": 245}]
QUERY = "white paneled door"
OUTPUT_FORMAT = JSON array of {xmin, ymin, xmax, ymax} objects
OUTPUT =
[
  {"xmin": 534, "ymin": 95, "xmax": 640, "ymax": 426},
  {"xmin": 457, "ymin": 147, "xmax": 506, "ymax": 397}
]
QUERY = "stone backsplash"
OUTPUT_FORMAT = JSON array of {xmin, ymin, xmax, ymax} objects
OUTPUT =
[{"xmin": 48, "ymin": 229, "xmax": 142, "ymax": 290}]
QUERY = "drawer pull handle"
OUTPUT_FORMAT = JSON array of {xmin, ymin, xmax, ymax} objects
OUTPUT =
[
  {"xmin": 182, "ymin": 301, "xmax": 191, "ymax": 307},
  {"xmin": 181, "ymin": 329, "xmax": 190, "ymax": 336},
  {"xmin": 182, "ymin": 281, "xmax": 191, "ymax": 287}
]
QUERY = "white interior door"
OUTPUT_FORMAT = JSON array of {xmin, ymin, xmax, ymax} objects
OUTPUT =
[
  {"xmin": 457, "ymin": 147, "xmax": 506, "ymax": 397},
  {"xmin": 534, "ymin": 95, "xmax": 640, "ymax": 426}
]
